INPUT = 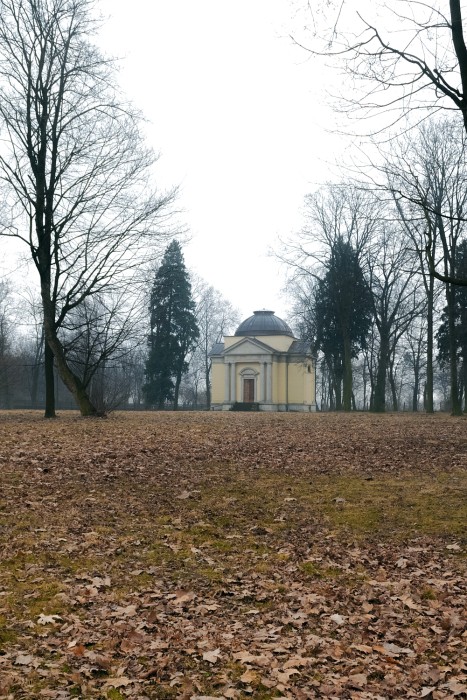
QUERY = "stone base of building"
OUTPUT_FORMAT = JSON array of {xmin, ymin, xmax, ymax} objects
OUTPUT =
[{"xmin": 211, "ymin": 402, "xmax": 317, "ymax": 412}]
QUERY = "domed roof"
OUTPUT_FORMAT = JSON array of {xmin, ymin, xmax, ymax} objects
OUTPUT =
[{"xmin": 235, "ymin": 310, "xmax": 294, "ymax": 337}]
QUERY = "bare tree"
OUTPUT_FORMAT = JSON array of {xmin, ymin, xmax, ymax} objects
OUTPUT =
[
  {"xmin": 366, "ymin": 224, "xmax": 423, "ymax": 411},
  {"xmin": 386, "ymin": 119, "xmax": 467, "ymax": 414},
  {"xmin": 191, "ymin": 277, "xmax": 240, "ymax": 410},
  {"xmin": 62, "ymin": 292, "xmax": 143, "ymax": 412},
  {"xmin": 300, "ymin": 1, "xmax": 467, "ymax": 133},
  {"xmin": 404, "ymin": 315, "xmax": 429, "ymax": 412},
  {"xmin": 297, "ymin": 0, "xmax": 467, "ymax": 286},
  {"xmin": 0, "ymin": 0, "xmax": 176, "ymax": 417}
]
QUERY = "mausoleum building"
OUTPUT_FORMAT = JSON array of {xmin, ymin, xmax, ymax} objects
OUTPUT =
[{"xmin": 209, "ymin": 310, "xmax": 316, "ymax": 411}]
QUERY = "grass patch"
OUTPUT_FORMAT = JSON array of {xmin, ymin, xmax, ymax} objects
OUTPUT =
[{"xmin": 200, "ymin": 470, "xmax": 467, "ymax": 540}]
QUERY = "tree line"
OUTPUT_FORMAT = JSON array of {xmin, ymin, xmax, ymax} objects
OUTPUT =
[
  {"xmin": 278, "ymin": 0, "xmax": 467, "ymax": 415},
  {"xmin": 282, "ymin": 119, "xmax": 467, "ymax": 415},
  {"xmin": 0, "ymin": 0, "xmax": 241, "ymax": 416},
  {"xmin": 1, "ymin": 0, "xmax": 466, "ymax": 416},
  {"xmin": 0, "ymin": 240, "xmax": 239, "ymax": 413}
]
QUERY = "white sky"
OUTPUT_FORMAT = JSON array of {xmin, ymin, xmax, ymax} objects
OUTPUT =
[{"xmin": 95, "ymin": 0, "xmax": 345, "ymax": 322}]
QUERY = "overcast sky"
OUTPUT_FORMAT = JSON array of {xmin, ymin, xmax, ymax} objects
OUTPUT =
[{"xmin": 95, "ymin": 0, "xmax": 345, "ymax": 322}]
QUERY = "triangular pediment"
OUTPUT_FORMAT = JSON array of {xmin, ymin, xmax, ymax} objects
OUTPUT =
[{"xmin": 223, "ymin": 336, "xmax": 277, "ymax": 356}]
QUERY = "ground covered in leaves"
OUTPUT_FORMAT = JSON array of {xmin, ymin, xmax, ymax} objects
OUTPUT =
[{"xmin": 0, "ymin": 411, "xmax": 466, "ymax": 700}]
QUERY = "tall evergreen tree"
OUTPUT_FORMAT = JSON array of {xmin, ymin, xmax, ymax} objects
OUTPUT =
[
  {"xmin": 144, "ymin": 241, "xmax": 199, "ymax": 409},
  {"xmin": 314, "ymin": 237, "xmax": 373, "ymax": 411},
  {"xmin": 437, "ymin": 240, "xmax": 467, "ymax": 411}
]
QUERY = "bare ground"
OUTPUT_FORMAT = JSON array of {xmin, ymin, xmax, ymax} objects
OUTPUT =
[{"xmin": 0, "ymin": 411, "xmax": 466, "ymax": 699}]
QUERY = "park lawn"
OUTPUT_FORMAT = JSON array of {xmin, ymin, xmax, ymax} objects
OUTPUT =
[{"xmin": 0, "ymin": 410, "xmax": 466, "ymax": 699}]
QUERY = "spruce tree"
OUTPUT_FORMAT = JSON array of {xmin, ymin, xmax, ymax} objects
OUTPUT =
[
  {"xmin": 436, "ymin": 241, "xmax": 467, "ymax": 411},
  {"xmin": 144, "ymin": 241, "xmax": 199, "ymax": 409},
  {"xmin": 314, "ymin": 238, "xmax": 372, "ymax": 411}
]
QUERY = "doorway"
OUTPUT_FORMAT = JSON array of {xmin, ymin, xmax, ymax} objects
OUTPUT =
[{"xmin": 243, "ymin": 378, "xmax": 255, "ymax": 403}]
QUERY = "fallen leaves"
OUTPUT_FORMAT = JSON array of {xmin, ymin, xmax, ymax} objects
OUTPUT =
[
  {"xmin": 14, "ymin": 653, "xmax": 35, "ymax": 666},
  {"xmin": 37, "ymin": 613, "xmax": 62, "ymax": 625},
  {"xmin": 202, "ymin": 648, "xmax": 221, "ymax": 663},
  {"xmin": 0, "ymin": 410, "xmax": 465, "ymax": 698}
]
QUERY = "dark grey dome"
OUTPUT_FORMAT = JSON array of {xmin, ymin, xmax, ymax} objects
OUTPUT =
[{"xmin": 235, "ymin": 310, "xmax": 294, "ymax": 337}]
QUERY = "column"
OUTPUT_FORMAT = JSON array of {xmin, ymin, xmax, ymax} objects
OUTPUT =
[
  {"xmin": 230, "ymin": 362, "xmax": 236, "ymax": 402},
  {"xmin": 224, "ymin": 362, "xmax": 230, "ymax": 402},
  {"xmin": 261, "ymin": 362, "xmax": 267, "ymax": 401},
  {"xmin": 266, "ymin": 361, "xmax": 272, "ymax": 402}
]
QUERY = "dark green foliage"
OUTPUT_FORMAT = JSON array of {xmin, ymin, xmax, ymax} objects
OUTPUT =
[
  {"xmin": 437, "ymin": 241, "xmax": 467, "ymax": 408},
  {"xmin": 230, "ymin": 402, "xmax": 260, "ymax": 412},
  {"xmin": 314, "ymin": 237, "xmax": 373, "ymax": 410},
  {"xmin": 144, "ymin": 241, "xmax": 199, "ymax": 409}
]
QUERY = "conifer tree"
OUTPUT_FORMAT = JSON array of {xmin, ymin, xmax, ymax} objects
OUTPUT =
[
  {"xmin": 314, "ymin": 237, "xmax": 372, "ymax": 411},
  {"xmin": 144, "ymin": 242, "xmax": 199, "ymax": 409},
  {"xmin": 437, "ymin": 241, "xmax": 467, "ymax": 411}
]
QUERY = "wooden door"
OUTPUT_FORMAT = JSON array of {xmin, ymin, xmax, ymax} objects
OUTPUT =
[{"xmin": 244, "ymin": 378, "xmax": 255, "ymax": 403}]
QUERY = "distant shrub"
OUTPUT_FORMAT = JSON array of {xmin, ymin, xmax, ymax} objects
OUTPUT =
[{"xmin": 230, "ymin": 402, "xmax": 259, "ymax": 412}]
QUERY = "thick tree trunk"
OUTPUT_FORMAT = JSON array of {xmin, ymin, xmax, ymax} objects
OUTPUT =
[
  {"xmin": 330, "ymin": 358, "xmax": 343, "ymax": 410},
  {"xmin": 50, "ymin": 336, "xmax": 98, "ymax": 415},
  {"xmin": 173, "ymin": 372, "xmax": 181, "ymax": 410},
  {"xmin": 30, "ymin": 330, "xmax": 44, "ymax": 410},
  {"xmin": 332, "ymin": 378, "xmax": 341, "ymax": 410},
  {"xmin": 450, "ymin": 0, "xmax": 467, "ymax": 133},
  {"xmin": 44, "ymin": 341, "xmax": 56, "ymax": 418},
  {"xmin": 42, "ymin": 292, "xmax": 98, "ymax": 416},
  {"xmin": 388, "ymin": 360, "xmax": 399, "ymax": 411}
]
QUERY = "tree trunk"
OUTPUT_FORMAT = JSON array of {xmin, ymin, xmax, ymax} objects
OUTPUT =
[
  {"xmin": 30, "ymin": 329, "xmax": 44, "ymax": 410},
  {"xmin": 173, "ymin": 372, "xmax": 181, "ymax": 410},
  {"xmin": 332, "ymin": 377, "xmax": 340, "ymax": 410},
  {"xmin": 205, "ymin": 358, "xmax": 211, "ymax": 410},
  {"xmin": 461, "ymin": 342, "xmax": 467, "ymax": 411},
  {"xmin": 450, "ymin": 0, "xmax": 467, "ymax": 134},
  {"xmin": 412, "ymin": 357, "xmax": 420, "ymax": 412},
  {"xmin": 41, "ymin": 283, "xmax": 98, "ymax": 416},
  {"xmin": 44, "ymin": 341, "xmax": 56, "ymax": 418},
  {"xmin": 446, "ymin": 283, "xmax": 462, "ymax": 415},
  {"xmin": 425, "ymin": 276, "xmax": 434, "ymax": 413},
  {"xmin": 362, "ymin": 359, "xmax": 368, "ymax": 410},
  {"xmin": 388, "ymin": 361, "xmax": 399, "ymax": 411},
  {"xmin": 374, "ymin": 331, "xmax": 389, "ymax": 412}
]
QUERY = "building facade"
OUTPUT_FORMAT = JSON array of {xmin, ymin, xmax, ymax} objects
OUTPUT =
[{"xmin": 210, "ymin": 310, "xmax": 316, "ymax": 411}]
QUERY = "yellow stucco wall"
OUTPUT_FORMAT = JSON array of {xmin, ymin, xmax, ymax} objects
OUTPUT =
[
  {"xmin": 270, "ymin": 360, "xmax": 314, "ymax": 404},
  {"xmin": 211, "ymin": 361, "xmax": 225, "ymax": 404},
  {"xmin": 223, "ymin": 336, "xmax": 238, "ymax": 349},
  {"xmin": 288, "ymin": 361, "xmax": 314, "ymax": 404},
  {"xmin": 223, "ymin": 335, "xmax": 293, "ymax": 352}
]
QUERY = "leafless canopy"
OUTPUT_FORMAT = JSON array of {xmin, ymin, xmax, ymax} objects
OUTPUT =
[
  {"xmin": 0, "ymin": 0, "xmax": 178, "ymax": 414},
  {"xmin": 295, "ymin": 0, "xmax": 467, "ymax": 135}
]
